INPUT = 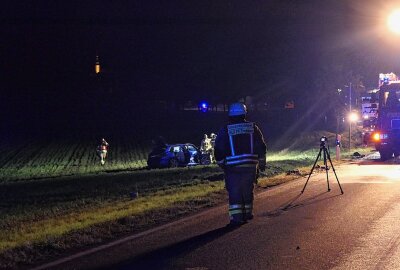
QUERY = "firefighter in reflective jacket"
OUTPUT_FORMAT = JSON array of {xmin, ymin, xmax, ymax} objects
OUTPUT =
[
  {"xmin": 97, "ymin": 138, "xmax": 109, "ymax": 165},
  {"xmin": 214, "ymin": 102, "xmax": 266, "ymax": 226}
]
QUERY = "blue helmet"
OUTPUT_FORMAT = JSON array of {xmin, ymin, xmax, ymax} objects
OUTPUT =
[{"xmin": 228, "ymin": 102, "xmax": 247, "ymax": 116}]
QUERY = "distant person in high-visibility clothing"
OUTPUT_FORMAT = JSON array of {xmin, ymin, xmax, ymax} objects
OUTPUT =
[
  {"xmin": 200, "ymin": 134, "xmax": 212, "ymax": 164},
  {"xmin": 97, "ymin": 138, "xmax": 109, "ymax": 165},
  {"xmin": 215, "ymin": 102, "xmax": 266, "ymax": 226},
  {"xmin": 200, "ymin": 134, "xmax": 211, "ymax": 153},
  {"xmin": 209, "ymin": 133, "xmax": 217, "ymax": 164}
]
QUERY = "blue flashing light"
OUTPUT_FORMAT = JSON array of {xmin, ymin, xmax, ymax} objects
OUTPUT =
[{"xmin": 199, "ymin": 102, "xmax": 209, "ymax": 112}]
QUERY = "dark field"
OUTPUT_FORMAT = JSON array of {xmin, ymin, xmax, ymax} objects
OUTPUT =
[{"xmin": 0, "ymin": 107, "xmax": 323, "ymax": 181}]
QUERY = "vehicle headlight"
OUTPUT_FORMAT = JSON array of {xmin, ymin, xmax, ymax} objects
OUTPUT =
[
  {"xmin": 373, "ymin": 132, "xmax": 388, "ymax": 141},
  {"xmin": 373, "ymin": 132, "xmax": 380, "ymax": 141}
]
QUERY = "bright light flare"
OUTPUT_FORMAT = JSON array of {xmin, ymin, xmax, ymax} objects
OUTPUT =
[
  {"xmin": 387, "ymin": 9, "xmax": 400, "ymax": 34},
  {"xmin": 348, "ymin": 112, "xmax": 359, "ymax": 122},
  {"xmin": 373, "ymin": 132, "xmax": 380, "ymax": 141}
]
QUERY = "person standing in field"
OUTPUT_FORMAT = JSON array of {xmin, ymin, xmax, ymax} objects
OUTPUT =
[
  {"xmin": 214, "ymin": 102, "xmax": 266, "ymax": 226},
  {"xmin": 200, "ymin": 134, "xmax": 212, "ymax": 164},
  {"xmin": 209, "ymin": 133, "xmax": 217, "ymax": 163},
  {"xmin": 200, "ymin": 134, "xmax": 211, "ymax": 153},
  {"xmin": 97, "ymin": 138, "xmax": 109, "ymax": 165}
]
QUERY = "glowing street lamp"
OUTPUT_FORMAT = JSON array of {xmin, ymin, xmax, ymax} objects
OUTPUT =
[
  {"xmin": 348, "ymin": 111, "xmax": 359, "ymax": 152},
  {"xmin": 387, "ymin": 9, "xmax": 400, "ymax": 35},
  {"xmin": 348, "ymin": 112, "xmax": 359, "ymax": 123}
]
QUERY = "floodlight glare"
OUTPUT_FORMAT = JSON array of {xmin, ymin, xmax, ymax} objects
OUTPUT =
[
  {"xmin": 348, "ymin": 112, "xmax": 359, "ymax": 122},
  {"xmin": 388, "ymin": 9, "xmax": 400, "ymax": 35}
]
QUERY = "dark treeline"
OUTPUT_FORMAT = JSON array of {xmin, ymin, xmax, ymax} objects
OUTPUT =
[{"xmin": 2, "ymin": 85, "xmax": 338, "ymax": 149}]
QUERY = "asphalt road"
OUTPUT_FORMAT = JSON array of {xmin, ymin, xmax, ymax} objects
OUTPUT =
[{"xmin": 39, "ymin": 156, "xmax": 400, "ymax": 270}]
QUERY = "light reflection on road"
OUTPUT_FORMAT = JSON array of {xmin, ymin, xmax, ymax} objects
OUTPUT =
[{"xmin": 336, "ymin": 154, "xmax": 400, "ymax": 183}]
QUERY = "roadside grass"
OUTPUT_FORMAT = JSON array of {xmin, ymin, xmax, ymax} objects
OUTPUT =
[
  {"xmin": 0, "ymin": 181, "xmax": 225, "ymax": 252},
  {"xmin": 257, "ymin": 145, "xmax": 374, "ymax": 188}
]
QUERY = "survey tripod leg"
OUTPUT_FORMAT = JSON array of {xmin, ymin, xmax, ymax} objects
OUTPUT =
[
  {"xmin": 326, "ymin": 149, "xmax": 344, "ymax": 194},
  {"xmin": 301, "ymin": 148, "xmax": 322, "ymax": 194},
  {"xmin": 323, "ymin": 149, "xmax": 330, "ymax": 192}
]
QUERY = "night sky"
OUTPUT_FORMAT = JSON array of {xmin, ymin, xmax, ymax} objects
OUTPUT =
[{"xmin": 2, "ymin": 1, "xmax": 400, "ymax": 120}]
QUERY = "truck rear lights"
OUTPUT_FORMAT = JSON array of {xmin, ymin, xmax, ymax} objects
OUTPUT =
[{"xmin": 373, "ymin": 132, "xmax": 388, "ymax": 141}]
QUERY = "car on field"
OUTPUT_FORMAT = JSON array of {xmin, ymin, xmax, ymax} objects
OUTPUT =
[{"xmin": 147, "ymin": 143, "xmax": 200, "ymax": 169}]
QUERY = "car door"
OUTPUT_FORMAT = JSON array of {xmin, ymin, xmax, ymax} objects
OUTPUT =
[
  {"xmin": 186, "ymin": 144, "xmax": 199, "ymax": 163},
  {"xmin": 173, "ymin": 146, "xmax": 185, "ymax": 164}
]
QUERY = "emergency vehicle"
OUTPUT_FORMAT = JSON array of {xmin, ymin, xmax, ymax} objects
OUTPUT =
[
  {"xmin": 372, "ymin": 73, "xmax": 400, "ymax": 160},
  {"xmin": 360, "ymin": 89, "xmax": 379, "ymax": 142}
]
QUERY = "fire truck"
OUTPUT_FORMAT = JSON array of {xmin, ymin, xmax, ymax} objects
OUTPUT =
[
  {"xmin": 372, "ymin": 73, "xmax": 400, "ymax": 160},
  {"xmin": 361, "ymin": 91, "xmax": 379, "ymax": 131}
]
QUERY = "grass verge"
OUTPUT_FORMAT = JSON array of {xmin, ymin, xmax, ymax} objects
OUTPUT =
[{"xmin": 0, "ymin": 182, "xmax": 225, "ymax": 252}]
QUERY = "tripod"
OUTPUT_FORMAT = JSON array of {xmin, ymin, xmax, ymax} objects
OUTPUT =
[{"xmin": 301, "ymin": 139, "xmax": 344, "ymax": 194}]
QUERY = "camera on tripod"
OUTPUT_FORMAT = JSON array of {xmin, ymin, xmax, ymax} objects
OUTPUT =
[{"xmin": 320, "ymin": 136, "xmax": 327, "ymax": 147}]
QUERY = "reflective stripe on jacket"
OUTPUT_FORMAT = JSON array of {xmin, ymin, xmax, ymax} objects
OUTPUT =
[
  {"xmin": 225, "ymin": 154, "xmax": 258, "ymax": 166},
  {"xmin": 215, "ymin": 120, "xmax": 266, "ymax": 168}
]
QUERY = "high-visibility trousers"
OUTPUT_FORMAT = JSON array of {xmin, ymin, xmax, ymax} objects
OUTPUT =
[{"xmin": 224, "ymin": 166, "xmax": 257, "ymax": 222}]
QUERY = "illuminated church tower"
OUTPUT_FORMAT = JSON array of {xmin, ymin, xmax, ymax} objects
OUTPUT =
[{"xmin": 95, "ymin": 55, "xmax": 101, "ymax": 74}]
